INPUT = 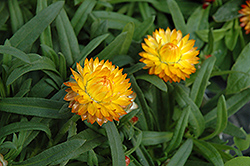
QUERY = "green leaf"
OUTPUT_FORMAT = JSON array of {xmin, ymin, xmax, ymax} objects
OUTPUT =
[
  {"xmin": 225, "ymin": 157, "xmax": 250, "ymax": 166},
  {"xmin": 190, "ymin": 56, "xmax": 216, "ymax": 107},
  {"xmin": 136, "ymin": 74, "xmax": 168, "ymax": 93},
  {"xmin": 167, "ymin": 139, "xmax": 193, "ymax": 166},
  {"xmin": 0, "ymin": 121, "xmax": 51, "ymax": 140},
  {"xmin": 92, "ymin": 11, "xmax": 140, "ymax": 30},
  {"xmin": 174, "ymin": 84, "xmax": 205, "ymax": 137},
  {"xmin": 201, "ymin": 95, "xmax": 227, "ymax": 140},
  {"xmin": 71, "ymin": 0, "xmax": 96, "ymax": 35},
  {"xmin": 58, "ymin": 52, "xmax": 67, "ymax": 81},
  {"xmin": 225, "ymin": 19, "xmax": 240, "ymax": 51},
  {"xmin": 187, "ymin": 6, "xmax": 209, "ymax": 49},
  {"xmin": 129, "ymin": 75, "xmax": 151, "ymax": 130},
  {"xmin": 125, "ymin": 131, "xmax": 142, "ymax": 156},
  {"xmin": 205, "ymin": 88, "xmax": 250, "ymax": 127},
  {"xmin": 40, "ymin": 44, "xmax": 59, "ymax": 68},
  {"xmin": 133, "ymin": 16, "xmax": 155, "ymax": 41},
  {"xmin": 0, "ymin": 2, "xmax": 9, "ymax": 29},
  {"xmin": 104, "ymin": 122, "xmax": 125, "ymax": 166},
  {"xmin": 165, "ymin": 106, "xmax": 190, "ymax": 153},
  {"xmin": 213, "ymin": 0, "xmax": 243, "ymax": 22},
  {"xmin": 0, "ymin": 141, "xmax": 17, "ymax": 150},
  {"xmin": 0, "ymin": 45, "xmax": 30, "ymax": 63},
  {"xmin": 167, "ymin": 0, "xmax": 187, "ymax": 35},
  {"xmin": 206, "ymin": 28, "xmax": 214, "ymax": 55},
  {"xmin": 14, "ymin": 78, "xmax": 32, "ymax": 97},
  {"xmin": 53, "ymin": 115, "xmax": 80, "ymax": 145},
  {"xmin": 0, "ymin": 98, "xmax": 71, "ymax": 119},
  {"xmin": 234, "ymin": 134, "xmax": 250, "ymax": 151},
  {"xmin": 141, "ymin": 131, "xmax": 172, "ymax": 146},
  {"xmin": 12, "ymin": 139, "xmax": 85, "ymax": 166},
  {"xmin": 193, "ymin": 139, "xmax": 224, "ymax": 166},
  {"xmin": 124, "ymin": 63, "xmax": 146, "ymax": 75},
  {"xmin": 196, "ymin": 29, "xmax": 227, "ymax": 42},
  {"xmin": 36, "ymin": 0, "xmax": 53, "ymax": 49},
  {"xmin": 120, "ymin": 22, "xmax": 135, "ymax": 55},
  {"xmin": 226, "ymin": 43, "xmax": 250, "ymax": 94},
  {"xmin": 8, "ymin": 0, "xmax": 24, "ymax": 33},
  {"xmin": 68, "ymin": 129, "xmax": 106, "ymax": 159},
  {"xmin": 77, "ymin": 33, "xmax": 109, "ymax": 65},
  {"xmin": 56, "ymin": 8, "xmax": 80, "ymax": 66},
  {"xmin": 223, "ymin": 122, "xmax": 246, "ymax": 139},
  {"xmin": 9, "ymin": 1, "xmax": 64, "ymax": 51},
  {"xmin": 96, "ymin": 32, "xmax": 127, "ymax": 60},
  {"xmin": 112, "ymin": 55, "xmax": 134, "ymax": 67},
  {"xmin": 87, "ymin": 150, "xmax": 99, "ymax": 166},
  {"xmin": 6, "ymin": 55, "xmax": 58, "ymax": 86}
]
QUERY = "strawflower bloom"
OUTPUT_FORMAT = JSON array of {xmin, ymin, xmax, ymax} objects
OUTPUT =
[
  {"xmin": 139, "ymin": 28, "xmax": 200, "ymax": 83},
  {"xmin": 64, "ymin": 58, "xmax": 134, "ymax": 126},
  {"xmin": 239, "ymin": 0, "xmax": 250, "ymax": 34}
]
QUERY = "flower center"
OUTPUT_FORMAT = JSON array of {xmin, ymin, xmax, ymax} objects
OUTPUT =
[
  {"xmin": 85, "ymin": 76, "xmax": 113, "ymax": 103},
  {"xmin": 159, "ymin": 43, "xmax": 181, "ymax": 64}
]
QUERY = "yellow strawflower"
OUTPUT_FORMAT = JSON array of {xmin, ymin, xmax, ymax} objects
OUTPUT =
[
  {"xmin": 239, "ymin": 0, "xmax": 250, "ymax": 34},
  {"xmin": 64, "ymin": 58, "xmax": 134, "ymax": 126},
  {"xmin": 139, "ymin": 28, "xmax": 200, "ymax": 82}
]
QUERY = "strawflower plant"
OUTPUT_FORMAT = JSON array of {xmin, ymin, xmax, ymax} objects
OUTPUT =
[{"xmin": 1, "ymin": 0, "xmax": 250, "ymax": 166}]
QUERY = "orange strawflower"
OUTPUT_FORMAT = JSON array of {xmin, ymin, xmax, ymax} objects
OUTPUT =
[
  {"xmin": 139, "ymin": 28, "xmax": 200, "ymax": 83},
  {"xmin": 64, "ymin": 58, "xmax": 135, "ymax": 126},
  {"xmin": 239, "ymin": 0, "xmax": 250, "ymax": 34}
]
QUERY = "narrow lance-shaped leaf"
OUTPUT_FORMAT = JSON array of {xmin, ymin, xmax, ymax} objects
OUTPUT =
[
  {"xmin": 165, "ymin": 106, "xmax": 190, "ymax": 153},
  {"xmin": 174, "ymin": 84, "xmax": 205, "ymax": 137},
  {"xmin": 187, "ymin": 6, "xmax": 209, "ymax": 49},
  {"xmin": 58, "ymin": 52, "xmax": 67, "ymax": 81},
  {"xmin": 167, "ymin": 139, "xmax": 193, "ymax": 166},
  {"xmin": 226, "ymin": 42, "xmax": 250, "ymax": 94},
  {"xmin": 193, "ymin": 139, "xmax": 224, "ymax": 166},
  {"xmin": 56, "ymin": 8, "xmax": 80, "ymax": 67},
  {"xmin": 0, "ymin": 121, "xmax": 51, "ymax": 140},
  {"xmin": 136, "ymin": 74, "xmax": 168, "ymax": 93},
  {"xmin": 205, "ymin": 88, "xmax": 250, "ymax": 127},
  {"xmin": 206, "ymin": 28, "xmax": 214, "ymax": 55},
  {"xmin": 133, "ymin": 16, "xmax": 155, "ymax": 41},
  {"xmin": 190, "ymin": 56, "xmax": 216, "ymax": 107},
  {"xmin": 40, "ymin": 44, "xmax": 59, "ymax": 68},
  {"xmin": 12, "ymin": 139, "xmax": 85, "ymax": 166},
  {"xmin": 71, "ymin": 0, "xmax": 96, "ymax": 35},
  {"xmin": 8, "ymin": 0, "xmax": 24, "ymax": 33},
  {"xmin": 129, "ymin": 75, "xmax": 150, "ymax": 130},
  {"xmin": 225, "ymin": 157, "xmax": 250, "ymax": 166},
  {"xmin": 104, "ymin": 122, "xmax": 126, "ymax": 166},
  {"xmin": 120, "ymin": 22, "xmax": 135, "ymax": 55},
  {"xmin": 141, "ymin": 131, "xmax": 173, "ymax": 146},
  {"xmin": 201, "ymin": 95, "xmax": 227, "ymax": 140},
  {"xmin": 0, "ymin": 2, "xmax": 9, "ymax": 29},
  {"xmin": 77, "ymin": 33, "xmax": 109, "ymax": 66},
  {"xmin": 6, "ymin": 55, "xmax": 58, "ymax": 86},
  {"xmin": 96, "ymin": 32, "xmax": 127, "ymax": 60},
  {"xmin": 36, "ymin": 0, "xmax": 53, "ymax": 49},
  {"xmin": 0, "ymin": 97, "xmax": 71, "ymax": 119},
  {"xmin": 167, "ymin": 0, "xmax": 187, "ymax": 35},
  {"xmin": 92, "ymin": 11, "xmax": 140, "ymax": 30},
  {"xmin": 9, "ymin": 1, "xmax": 64, "ymax": 51},
  {"xmin": 0, "ymin": 45, "xmax": 30, "ymax": 63},
  {"xmin": 213, "ymin": 0, "xmax": 242, "ymax": 22}
]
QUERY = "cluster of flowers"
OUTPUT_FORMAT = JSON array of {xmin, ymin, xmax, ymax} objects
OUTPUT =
[
  {"xmin": 64, "ymin": 0, "xmax": 250, "ymax": 127},
  {"xmin": 64, "ymin": 27, "xmax": 199, "ymax": 126}
]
